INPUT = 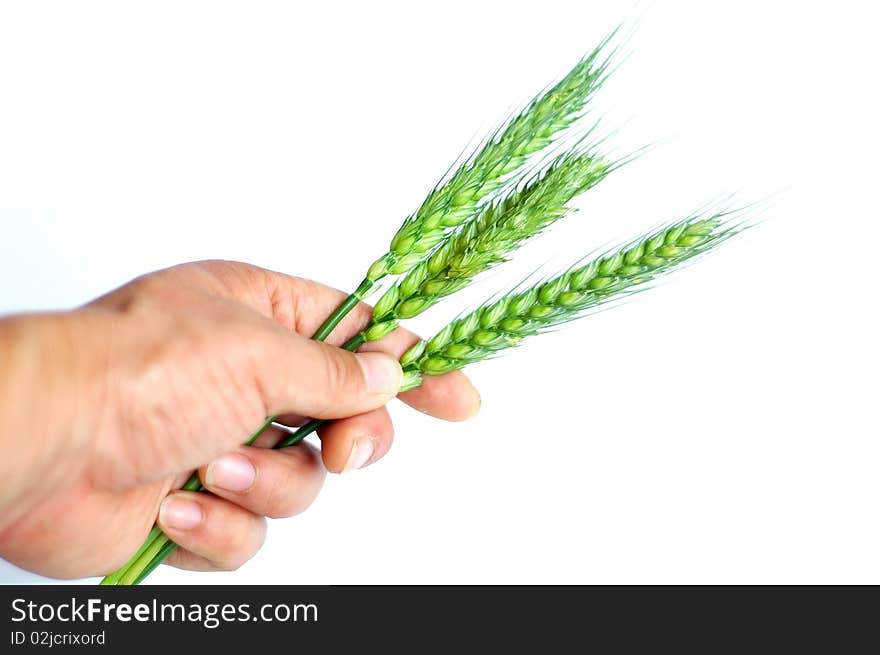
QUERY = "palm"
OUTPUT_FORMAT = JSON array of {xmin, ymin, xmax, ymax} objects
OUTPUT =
[{"xmin": 1, "ymin": 474, "xmax": 173, "ymax": 577}]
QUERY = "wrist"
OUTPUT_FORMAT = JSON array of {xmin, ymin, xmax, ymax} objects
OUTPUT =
[{"xmin": 0, "ymin": 311, "xmax": 104, "ymax": 525}]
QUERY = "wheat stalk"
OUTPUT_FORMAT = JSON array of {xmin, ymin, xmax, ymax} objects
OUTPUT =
[
  {"xmin": 364, "ymin": 35, "xmax": 617, "ymax": 283},
  {"xmin": 397, "ymin": 212, "xmax": 740, "ymax": 390}
]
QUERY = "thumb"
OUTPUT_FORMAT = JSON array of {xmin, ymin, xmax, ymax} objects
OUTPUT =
[{"xmin": 258, "ymin": 330, "xmax": 403, "ymax": 420}]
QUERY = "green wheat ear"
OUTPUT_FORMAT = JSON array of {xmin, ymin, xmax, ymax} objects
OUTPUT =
[
  {"xmin": 359, "ymin": 147, "xmax": 613, "ymax": 343},
  {"xmin": 365, "ymin": 32, "xmax": 619, "ymax": 283},
  {"xmin": 398, "ymin": 210, "xmax": 743, "ymax": 390}
]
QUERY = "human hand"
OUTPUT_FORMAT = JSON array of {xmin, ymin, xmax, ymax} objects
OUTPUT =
[{"xmin": 0, "ymin": 261, "xmax": 480, "ymax": 578}]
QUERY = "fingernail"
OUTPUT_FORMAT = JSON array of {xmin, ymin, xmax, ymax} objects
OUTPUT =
[
  {"xmin": 159, "ymin": 495, "xmax": 202, "ymax": 530},
  {"xmin": 206, "ymin": 453, "xmax": 256, "ymax": 492},
  {"xmin": 342, "ymin": 436, "xmax": 375, "ymax": 473},
  {"xmin": 356, "ymin": 352, "xmax": 402, "ymax": 395}
]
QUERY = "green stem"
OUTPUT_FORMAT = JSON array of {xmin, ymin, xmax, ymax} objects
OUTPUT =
[
  {"xmin": 312, "ymin": 279, "xmax": 372, "ymax": 341},
  {"xmin": 99, "ymin": 526, "xmax": 162, "ymax": 585},
  {"xmin": 103, "ymin": 286, "xmax": 371, "ymax": 585},
  {"xmin": 133, "ymin": 539, "xmax": 178, "ymax": 584},
  {"xmin": 118, "ymin": 534, "xmax": 171, "ymax": 585},
  {"xmin": 276, "ymin": 418, "xmax": 326, "ymax": 449}
]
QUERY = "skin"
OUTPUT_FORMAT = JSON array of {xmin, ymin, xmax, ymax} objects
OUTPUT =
[{"xmin": 0, "ymin": 261, "xmax": 480, "ymax": 578}]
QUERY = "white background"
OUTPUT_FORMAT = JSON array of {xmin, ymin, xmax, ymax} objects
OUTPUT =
[{"xmin": 1, "ymin": 1, "xmax": 877, "ymax": 584}]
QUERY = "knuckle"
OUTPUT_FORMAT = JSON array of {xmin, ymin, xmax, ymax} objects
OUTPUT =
[
  {"xmin": 263, "ymin": 447, "xmax": 324, "ymax": 519},
  {"xmin": 216, "ymin": 517, "xmax": 266, "ymax": 570},
  {"xmin": 323, "ymin": 348, "xmax": 350, "ymax": 391},
  {"xmin": 315, "ymin": 348, "xmax": 358, "ymax": 411}
]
